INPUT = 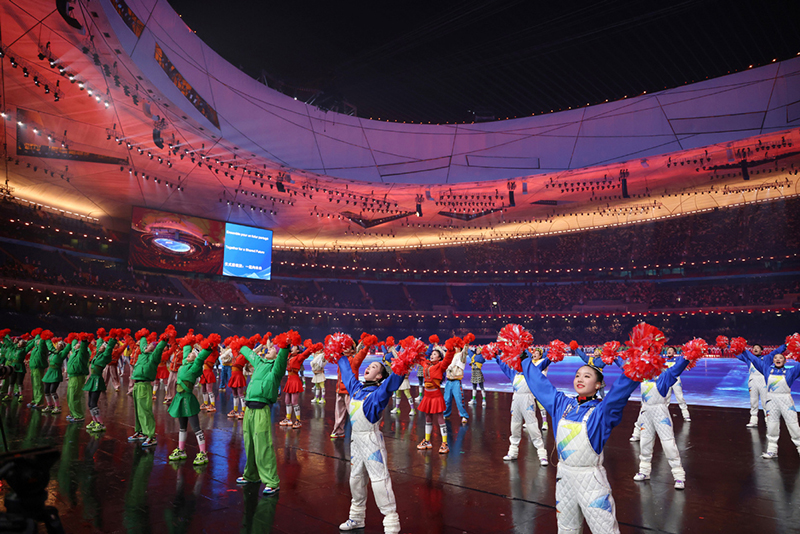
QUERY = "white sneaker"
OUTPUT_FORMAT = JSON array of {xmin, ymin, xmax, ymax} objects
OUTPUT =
[
  {"xmin": 481, "ymin": 400, "xmax": 486, "ymax": 407},
  {"xmin": 503, "ymin": 454, "xmax": 517, "ymax": 461},
  {"xmin": 409, "ymin": 409, "xmax": 416, "ymax": 416},
  {"xmin": 539, "ymin": 457, "xmax": 549, "ymax": 466},
  {"xmin": 339, "ymin": 518, "xmax": 365, "ymax": 531},
  {"xmin": 746, "ymin": 421, "xmax": 758, "ymax": 428},
  {"xmin": 630, "ymin": 435, "xmax": 640, "ymax": 442},
  {"xmin": 461, "ymin": 417, "xmax": 468, "ymax": 424},
  {"xmin": 541, "ymin": 422, "xmax": 548, "ymax": 431},
  {"xmin": 761, "ymin": 452, "xmax": 778, "ymax": 459},
  {"xmin": 391, "ymin": 407, "xmax": 401, "ymax": 414},
  {"xmin": 683, "ymin": 417, "xmax": 691, "ymax": 422},
  {"xmin": 674, "ymin": 480, "xmax": 685, "ymax": 490},
  {"xmin": 633, "ymin": 473, "xmax": 650, "ymax": 481},
  {"xmin": 468, "ymin": 399, "xmax": 476, "ymax": 406}
]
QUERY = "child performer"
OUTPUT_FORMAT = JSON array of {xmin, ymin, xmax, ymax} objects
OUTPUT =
[
  {"xmin": 199, "ymin": 335, "xmax": 219, "ymax": 413},
  {"xmin": 468, "ymin": 346, "xmax": 487, "ymax": 406},
  {"xmin": 3, "ymin": 337, "xmax": 27, "ymax": 401},
  {"xmin": 742, "ymin": 343, "xmax": 784, "ymax": 428},
  {"xmin": 235, "ymin": 330, "xmax": 295, "ymax": 494},
  {"xmin": 165, "ymin": 332, "xmax": 184, "ymax": 404},
  {"xmin": 385, "ymin": 338, "xmax": 415, "ymax": 416},
  {"xmin": 665, "ymin": 347, "xmax": 691, "ymax": 422},
  {"xmin": 333, "ymin": 335, "xmax": 420, "ymax": 534},
  {"xmin": 83, "ymin": 329, "xmax": 121, "ymax": 432},
  {"xmin": 279, "ymin": 341, "xmax": 319, "ymax": 428},
  {"xmin": 66, "ymin": 333, "xmax": 92, "ymax": 423},
  {"xmin": 225, "ymin": 335, "xmax": 257, "ymax": 419},
  {"xmin": 520, "ymin": 337, "xmax": 642, "ymax": 534},
  {"xmin": 417, "ymin": 336, "xmax": 458, "ymax": 454},
  {"xmin": 103, "ymin": 331, "xmax": 128, "ymax": 392},
  {"xmin": 42, "ymin": 336, "xmax": 72, "ymax": 413},
  {"xmin": 630, "ymin": 348, "xmax": 694, "ymax": 489},
  {"xmin": 310, "ymin": 348, "xmax": 327, "ymax": 404},
  {"xmin": 168, "ymin": 333, "xmax": 221, "ymax": 465},
  {"xmin": 443, "ymin": 336, "xmax": 474, "ymax": 424},
  {"xmin": 27, "ymin": 328, "xmax": 54, "ymax": 409},
  {"xmin": 574, "ymin": 344, "xmax": 608, "ymax": 398},
  {"xmin": 219, "ymin": 341, "xmax": 233, "ymax": 392},
  {"xmin": 153, "ymin": 339, "xmax": 175, "ymax": 400},
  {"xmin": 738, "ymin": 335, "xmax": 799, "ymax": 459},
  {"xmin": 128, "ymin": 327, "xmax": 172, "ymax": 447},
  {"xmin": 491, "ymin": 345, "xmax": 550, "ymax": 465}
]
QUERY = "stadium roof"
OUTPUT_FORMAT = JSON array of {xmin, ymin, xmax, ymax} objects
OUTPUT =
[{"xmin": 1, "ymin": 0, "xmax": 799, "ymax": 251}]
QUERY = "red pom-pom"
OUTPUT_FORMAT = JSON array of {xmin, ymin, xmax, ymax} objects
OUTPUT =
[
  {"xmin": 715, "ymin": 336, "xmax": 729, "ymax": 350},
  {"xmin": 272, "ymin": 332, "xmax": 289, "ymax": 349},
  {"xmin": 135, "ymin": 328, "xmax": 149, "ymax": 341},
  {"xmin": 784, "ymin": 333, "xmax": 800, "ymax": 362},
  {"xmin": 146, "ymin": 332, "xmax": 158, "ymax": 344},
  {"xmin": 0, "ymin": 328, "xmax": 10, "ymax": 340},
  {"xmin": 178, "ymin": 333, "xmax": 196, "ymax": 347},
  {"xmin": 547, "ymin": 340, "xmax": 568, "ymax": 363},
  {"xmin": 40, "ymin": 330, "xmax": 54, "ymax": 341},
  {"xmin": 445, "ymin": 336, "xmax": 464, "ymax": 352},
  {"xmin": 498, "ymin": 324, "xmax": 533, "ymax": 350},
  {"xmin": 324, "ymin": 333, "xmax": 354, "ymax": 363},
  {"xmin": 264, "ymin": 332, "xmax": 272, "ymax": 340},
  {"xmin": 303, "ymin": 339, "xmax": 313, "ymax": 349},
  {"xmin": 31, "ymin": 328, "xmax": 43, "ymax": 337},
  {"xmin": 682, "ymin": 338, "xmax": 708, "ymax": 362},
  {"xmin": 201, "ymin": 333, "xmax": 221, "ymax": 350},
  {"xmin": 79, "ymin": 332, "xmax": 91, "ymax": 342},
  {"xmin": 481, "ymin": 343, "xmax": 501, "ymax": 360},
  {"xmin": 569, "ymin": 340, "xmax": 579, "ymax": 351},
  {"xmin": 385, "ymin": 336, "xmax": 395, "ymax": 347},
  {"xmin": 730, "ymin": 337, "xmax": 747, "ymax": 355},
  {"xmin": 251, "ymin": 333, "xmax": 262, "ymax": 345},
  {"xmin": 392, "ymin": 336, "xmax": 427, "ymax": 376},
  {"xmin": 123, "ymin": 328, "xmax": 131, "ymax": 336},
  {"xmin": 464, "ymin": 333, "xmax": 476, "ymax": 345},
  {"xmin": 195, "ymin": 334, "xmax": 204, "ymax": 343},
  {"xmin": 96, "ymin": 328, "xmax": 108, "ymax": 339},
  {"xmin": 628, "ymin": 322, "xmax": 667, "ymax": 354},
  {"xmin": 601, "ymin": 341, "xmax": 621, "ymax": 365},
  {"xmin": 288, "ymin": 330, "xmax": 302, "ymax": 347},
  {"xmin": 360, "ymin": 334, "xmax": 379, "ymax": 348},
  {"xmin": 621, "ymin": 346, "xmax": 666, "ymax": 382},
  {"xmin": 429, "ymin": 335, "xmax": 439, "ymax": 345},
  {"xmin": 224, "ymin": 336, "xmax": 235, "ymax": 347},
  {"xmin": 65, "ymin": 333, "xmax": 77, "ymax": 344}
]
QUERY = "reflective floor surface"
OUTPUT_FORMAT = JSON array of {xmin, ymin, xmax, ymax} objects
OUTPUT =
[{"xmin": 1, "ymin": 375, "xmax": 799, "ymax": 533}]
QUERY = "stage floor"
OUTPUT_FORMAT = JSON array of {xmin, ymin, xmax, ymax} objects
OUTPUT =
[{"xmin": 1, "ymin": 377, "xmax": 799, "ymax": 533}]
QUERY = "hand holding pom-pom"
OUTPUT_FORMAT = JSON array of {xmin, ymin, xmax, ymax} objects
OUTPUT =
[
  {"xmin": 324, "ymin": 333, "xmax": 354, "ymax": 363},
  {"xmin": 201, "ymin": 333, "xmax": 222, "ymax": 350},
  {"xmin": 304, "ymin": 339, "xmax": 313, "ymax": 349},
  {"xmin": 482, "ymin": 343, "xmax": 501, "ymax": 360},
  {"xmin": 272, "ymin": 333, "xmax": 290, "ymax": 349},
  {"xmin": 179, "ymin": 333, "xmax": 196, "ymax": 347},
  {"xmin": 730, "ymin": 337, "xmax": 747, "ymax": 355},
  {"xmin": 463, "ymin": 333, "xmax": 476, "ymax": 345},
  {"xmin": 569, "ymin": 340, "xmax": 579, "ymax": 351},
  {"xmin": 785, "ymin": 333, "xmax": 800, "ymax": 362},
  {"xmin": 40, "ymin": 330, "xmax": 54, "ymax": 341},
  {"xmin": 429, "ymin": 334, "xmax": 440, "ymax": 345},
  {"xmin": 385, "ymin": 336, "xmax": 395, "ymax": 347},
  {"xmin": 601, "ymin": 341, "xmax": 621, "ymax": 365},
  {"xmin": 135, "ymin": 328, "xmax": 149, "ymax": 341},
  {"xmin": 621, "ymin": 323, "xmax": 667, "ymax": 381},
  {"xmin": 288, "ymin": 330, "xmax": 302, "ymax": 347},
  {"xmin": 96, "ymin": 328, "xmax": 108, "ymax": 339},
  {"xmin": 715, "ymin": 336, "xmax": 729, "ymax": 350},
  {"xmin": 547, "ymin": 340, "xmax": 568, "ymax": 363},
  {"xmin": 391, "ymin": 336, "xmax": 427, "ymax": 376},
  {"xmin": 681, "ymin": 338, "xmax": 708, "ymax": 370},
  {"xmin": 146, "ymin": 332, "xmax": 158, "ymax": 344},
  {"xmin": 445, "ymin": 336, "xmax": 464, "ymax": 352},
  {"xmin": 628, "ymin": 322, "xmax": 667, "ymax": 354},
  {"xmin": 31, "ymin": 328, "xmax": 43, "ymax": 337}
]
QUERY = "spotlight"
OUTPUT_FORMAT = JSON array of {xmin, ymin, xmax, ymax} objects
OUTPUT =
[
  {"xmin": 44, "ymin": 84, "xmax": 50, "ymax": 94},
  {"xmin": 33, "ymin": 76, "xmax": 40, "ymax": 86},
  {"xmin": 22, "ymin": 67, "xmax": 28, "ymax": 77}
]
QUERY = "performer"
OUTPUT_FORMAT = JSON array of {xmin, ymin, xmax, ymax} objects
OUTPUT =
[
  {"xmin": 83, "ymin": 329, "xmax": 120, "ymax": 432},
  {"xmin": 165, "ymin": 333, "xmax": 184, "ymax": 404},
  {"xmin": 235, "ymin": 331, "xmax": 294, "ymax": 495},
  {"xmin": 279, "ymin": 341, "xmax": 318, "ymax": 428},
  {"xmin": 66, "ymin": 334, "xmax": 92, "ymax": 423},
  {"xmin": 443, "ymin": 338, "xmax": 472, "ymax": 424},
  {"xmin": 665, "ymin": 347, "xmax": 691, "ymax": 422},
  {"xmin": 738, "ymin": 340, "xmax": 799, "ymax": 459},
  {"xmin": 42, "ymin": 337, "xmax": 71, "ymax": 414},
  {"xmin": 199, "ymin": 336, "xmax": 219, "ymax": 413},
  {"xmin": 2, "ymin": 337, "xmax": 27, "ymax": 401},
  {"xmin": 103, "ymin": 332, "xmax": 128, "ymax": 392},
  {"xmin": 417, "ymin": 337, "xmax": 457, "ymax": 454},
  {"xmin": 219, "ymin": 341, "xmax": 233, "ymax": 392},
  {"xmin": 384, "ymin": 339, "xmax": 415, "ymax": 416},
  {"xmin": 531, "ymin": 348, "xmax": 550, "ymax": 432},
  {"xmin": 495, "ymin": 348, "xmax": 549, "ymax": 465},
  {"xmin": 153, "ymin": 339, "xmax": 175, "ymax": 400},
  {"xmin": 126, "ymin": 340, "xmax": 141, "ymax": 396},
  {"xmin": 574, "ymin": 345, "xmax": 607, "ymax": 399},
  {"xmin": 224, "ymin": 336, "xmax": 254, "ymax": 420},
  {"xmin": 26, "ymin": 328, "xmax": 54, "ymax": 409},
  {"xmin": 521, "ymin": 347, "xmax": 640, "ymax": 533},
  {"xmin": 631, "ymin": 354, "xmax": 692, "ymax": 489},
  {"xmin": 331, "ymin": 340, "xmax": 370, "ymax": 439},
  {"xmin": 335, "ymin": 340, "xmax": 407, "ymax": 534},
  {"xmin": 742, "ymin": 343, "xmax": 784, "ymax": 428},
  {"xmin": 128, "ymin": 327, "xmax": 171, "ymax": 447},
  {"xmin": 468, "ymin": 347, "xmax": 487, "ymax": 407},
  {"xmin": 310, "ymin": 348, "xmax": 327, "ymax": 404},
  {"xmin": 168, "ymin": 333, "xmax": 220, "ymax": 465}
]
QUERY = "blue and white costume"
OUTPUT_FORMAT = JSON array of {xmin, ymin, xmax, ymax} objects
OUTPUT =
[
  {"xmin": 634, "ymin": 357, "xmax": 690, "ymax": 485},
  {"xmin": 497, "ymin": 353, "xmax": 550, "ymax": 463},
  {"xmin": 338, "ymin": 358, "xmax": 404, "ymax": 533},
  {"xmin": 739, "ymin": 348, "xmax": 800, "ymax": 458},
  {"xmin": 522, "ymin": 356, "xmax": 638, "ymax": 534},
  {"xmin": 741, "ymin": 345, "xmax": 784, "ymax": 427}
]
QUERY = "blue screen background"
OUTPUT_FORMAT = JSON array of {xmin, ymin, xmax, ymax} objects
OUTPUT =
[{"xmin": 222, "ymin": 222, "xmax": 273, "ymax": 279}]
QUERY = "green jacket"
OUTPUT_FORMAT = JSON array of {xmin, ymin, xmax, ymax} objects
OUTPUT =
[
  {"xmin": 66, "ymin": 340, "xmax": 90, "ymax": 376},
  {"xmin": 28, "ymin": 335, "xmax": 54, "ymax": 370},
  {"xmin": 43, "ymin": 343, "xmax": 72, "ymax": 383},
  {"xmin": 242, "ymin": 346, "xmax": 289, "ymax": 405},
  {"xmin": 0, "ymin": 337, "xmax": 14, "ymax": 365},
  {"xmin": 131, "ymin": 338, "xmax": 167, "ymax": 382},
  {"xmin": 176, "ymin": 347, "xmax": 212, "ymax": 391},
  {"xmin": 89, "ymin": 339, "xmax": 117, "ymax": 376},
  {"xmin": 7, "ymin": 344, "xmax": 25, "ymax": 372}
]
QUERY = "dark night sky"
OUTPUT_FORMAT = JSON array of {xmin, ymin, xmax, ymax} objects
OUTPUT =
[{"xmin": 167, "ymin": 0, "xmax": 800, "ymax": 124}]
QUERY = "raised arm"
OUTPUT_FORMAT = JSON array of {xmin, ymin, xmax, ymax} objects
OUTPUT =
[
  {"xmin": 655, "ymin": 356, "xmax": 690, "ymax": 396},
  {"xmin": 337, "ymin": 356, "xmax": 364, "ymax": 397},
  {"xmin": 575, "ymin": 347, "xmax": 590, "ymax": 364},
  {"xmin": 494, "ymin": 356, "xmax": 517, "ymax": 381},
  {"xmin": 269, "ymin": 347, "xmax": 290, "ymax": 381},
  {"xmin": 586, "ymin": 374, "xmax": 640, "ymax": 453},
  {"xmin": 521, "ymin": 356, "xmax": 571, "ymax": 419},
  {"xmin": 362, "ymin": 373, "xmax": 404, "ymax": 423}
]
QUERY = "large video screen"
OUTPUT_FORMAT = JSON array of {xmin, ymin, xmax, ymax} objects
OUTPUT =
[{"xmin": 129, "ymin": 207, "xmax": 272, "ymax": 280}]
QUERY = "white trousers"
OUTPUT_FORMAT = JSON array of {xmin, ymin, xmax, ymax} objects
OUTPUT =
[
  {"xmin": 349, "ymin": 430, "xmax": 400, "ymax": 533},
  {"xmin": 555, "ymin": 464, "xmax": 620, "ymax": 534},
  {"xmin": 765, "ymin": 393, "xmax": 800, "ymax": 455},
  {"xmin": 638, "ymin": 404, "xmax": 685, "ymax": 481},
  {"xmin": 748, "ymin": 374, "xmax": 767, "ymax": 420},
  {"xmin": 508, "ymin": 393, "xmax": 546, "ymax": 459},
  {"xmin": 669, "ymin": 382, "xmax": 690, "ymax": 419}
]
